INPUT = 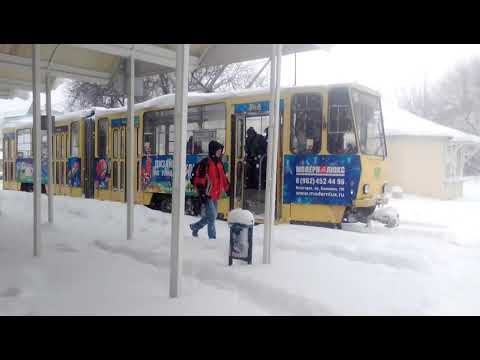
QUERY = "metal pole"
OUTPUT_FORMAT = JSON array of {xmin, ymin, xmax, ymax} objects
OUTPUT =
[
  {"xmin": 46, "ymin": 73, "xmax": 54, "ymax": 224},
  {"xmin": 263, "ymin": 44, "xmax": 282, "ymax": 265},
  {"xmin": 263, "ymin": 44, "xmax": 277, "ymax": 264},
  {"xmin": 127, "ymin": 50, "xmax": 135, "ymax": 240},
  {"xmin": 169, "ymin": 44, "xmax": 189, "ymax": 298},
  {"xmin": 32, "ymin": 44, "xmax": 41, "ymax": 257},
  {"xmin": 294, "ymin": 52, "xmax": 297, "ymax": 86}
]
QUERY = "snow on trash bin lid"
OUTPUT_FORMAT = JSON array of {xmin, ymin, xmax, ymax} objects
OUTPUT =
[{"xmin": 228, "ymin": 208, "xmax": 254, "ymax": 226}]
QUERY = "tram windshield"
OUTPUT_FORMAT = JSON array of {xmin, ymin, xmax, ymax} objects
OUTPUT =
[
  {"xmin": 328, "ymin": 87, "xmax": 357, "ymax": 154},
  {"xmin": 351, "ymin": 90, "xmax": 386, "ymax": 157}
]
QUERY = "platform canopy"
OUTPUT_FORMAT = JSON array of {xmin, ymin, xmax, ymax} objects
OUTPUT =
[
  {"xmin": 0, "ymin": 43, "xmax": 334, "ymax": 298},
  {"xmin": 0, "ymin": 44, "xmax": 333, "ymax": 99}
]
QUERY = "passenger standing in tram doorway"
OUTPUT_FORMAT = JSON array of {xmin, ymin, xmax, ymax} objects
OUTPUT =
[
  {"xmin": 245, "ymin": 127, "xmax": 267, "ymax": 189},
  {"xmin": 190, "ymin": 140, "xmax": 230, "ymax": 239}
]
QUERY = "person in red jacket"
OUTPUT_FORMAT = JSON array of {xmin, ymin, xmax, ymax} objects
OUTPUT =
[{"xmin": 190, "ymin": 140, "xmax": 230, "ymax": 239}]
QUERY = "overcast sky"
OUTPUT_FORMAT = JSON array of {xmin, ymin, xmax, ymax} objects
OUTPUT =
[
  {"xmin": 281, "ymin": 44, "xmax": 480, "ymax": 105},
  {"xmin": 3, "ymin": 44, "xmax": 480, "ymax": 115}
]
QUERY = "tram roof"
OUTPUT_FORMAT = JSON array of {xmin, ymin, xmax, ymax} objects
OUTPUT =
[{"xmin": 1, "ymin": 83, "xmax": 381, "ymax": 129}]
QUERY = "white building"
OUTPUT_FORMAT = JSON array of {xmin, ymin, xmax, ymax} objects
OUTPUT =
[{"xmin": 383, "ymin": 104, "xmax": 480, "ymax": 199}]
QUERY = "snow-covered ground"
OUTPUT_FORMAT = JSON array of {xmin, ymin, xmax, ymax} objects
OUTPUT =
[{"xmin": 1, "ymin": 180, "xmax": 480, "ymax": 315}]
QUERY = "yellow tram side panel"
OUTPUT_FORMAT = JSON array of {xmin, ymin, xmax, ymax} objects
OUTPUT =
[
  {"xmin": 282, "ymin": 87, "xmax": 348, "ymax": 224},
  {"xmin": 2, "ymin": 127, "xmax": 18, "ymax": 191},
  {"xmin": 353, "ymin": 156, "xmax": 387, "ymax": 208}
]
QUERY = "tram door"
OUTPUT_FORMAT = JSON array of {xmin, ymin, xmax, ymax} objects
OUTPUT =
[
  {"xmin": 84, "ymin": 118, "xmax": 95, "ymax": 199},
  {"xmin": 53, "ymin": 126, "xmax": 69, "ymax": 195},
  {"xmin": 232, "ymin": 112, "xmax": 270, "ymax": 219},
  {"xmin": 111, "ymin": 124, "xmax": 126, "ymax": 202}
]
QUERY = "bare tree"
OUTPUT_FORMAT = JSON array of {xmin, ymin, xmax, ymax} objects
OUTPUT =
[
  {"xmin": 397, "ymin": 57, "xmax": 480, "ymax": 175},
  {"xmin": 66, "ymin": 60, "xmax": 268, "ymax": 111}
]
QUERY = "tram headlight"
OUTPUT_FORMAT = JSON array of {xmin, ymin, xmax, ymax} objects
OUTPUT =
[{"xmin": 363, "ymin": 184, "xmax": 369, "ymax": 194}]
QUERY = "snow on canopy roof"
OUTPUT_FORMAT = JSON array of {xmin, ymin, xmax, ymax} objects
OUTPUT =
[{"xmin": 383, "ymin": 103, "xmax": 480, "ymax": 144}]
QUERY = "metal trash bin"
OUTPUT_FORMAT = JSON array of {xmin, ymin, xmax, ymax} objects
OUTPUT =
[{"xmin": 227, "ymin": 209, "xmax": 254, "ymax": 266}]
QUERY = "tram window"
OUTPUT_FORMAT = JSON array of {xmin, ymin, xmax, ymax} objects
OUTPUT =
[
  {"xmin": 112, "ymin": 161, "xmax": 118, "ymax": 190},
  {"xmin": 63, "ymin": 133, "xmax": 68, "ymax": 159},
  {"xmin": 290, "ymin": 94, "xmax": 322, "ymax": 154},
  {"xmin": 143, "ymin": 110, "xmax": 173, "ymax": 155},
  {"xmin": 143, "ymin": 103, "xmax": 226, "ymax": 156},
  {"xmin": 3, "ymin": 139, "xmax": 7, "ymax": 160},
  {"xmin": 190, "ymin": 103, "xmax": 226, "ymax": 154},
  {"xmin": 186, "ymin": 122, "xmax": 200, "ymax": 155},
  {"xmin": 328, "ymin": 88, "xmax": 357, "ymax": 154},
  {"xmin": 351, "ymin": 90, "xmax": 386, "ymax": 157},
  {"xmin": 113, "ymin": 129, "xmax": 119, "ymax": 158},
  {"xmin": 98, "ymin": 119, "xmax": 109, "ymax": 158},
  {"xmin": 59, "ymin": 134, "xmax": 64, "ymax": 159},
  {"xmin": 71, "ymin": 122, "xmax": 80, "ymax": 157},
  {"xmin": 120, "ymin": 162, "xmax": 125, "ymax": 190},
  {"xmin": 156, "ymin": 125, "xmax": 166, "ymax": 155},
  {"xmin": 136, "ymin": 128, "xmax": 141, "ymax": 156},
  {"xmin": 168, "ymin": 125, "xmax": 175, "ymax": 154},
  {"xmin": 55, "ymin": 135, "xmax": 60, "ymax": 159},
  {"xmin": 120, "ymin": 128, "xmax": 125, "ymax": 158},
  {"xmin": 41, "ymin": 133, "xmax": 48, "ymax": 159},
  {"xmin": 16, "ymin": 128, "xmax": 32, "ymax": 158},
  {"xmin": 56, "ymin": 162, "xmax": 60, "ymax": 185},
  {"xmin": 10, "ymin": 139, "xmax": 15, "ymax": 160}
]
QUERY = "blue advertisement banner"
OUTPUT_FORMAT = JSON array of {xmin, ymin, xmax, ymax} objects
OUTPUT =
[
  {"xmin": 15, "ymin": 158, "xmax": 48, "ymax": 184},
  {"xmin": 283, "ymin": 155, "xmax": 361, "ymax": 205},
  {"xmin": 94, "ymin": 157, "xmax": 110, "ymax": 190},
  {"xmin": 67, "ymin": 157, "xmax": 81, "ymax": 188},
  {"xmin": 142, "ymin": 154, "xmax": 230, "ymax": 197},
  {"xmin": 142, "ymin": 154, "xmax": 204, "ymax": 195},
  {"xmin": 111, "ymin": 116, "xmax": 140, "ymax": 127},
  {"xmin": 234, "ymin": 99, "xmax": 284, "ymax": 114}
]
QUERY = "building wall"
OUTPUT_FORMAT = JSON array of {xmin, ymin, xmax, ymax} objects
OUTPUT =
[{"xmin": 385, "ymin": 136, "xmax": 452, "ymax": 199}]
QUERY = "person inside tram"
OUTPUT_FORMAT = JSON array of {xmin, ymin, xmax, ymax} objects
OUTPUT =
[
  {"xmin": 294, "ymin": 111, "xmax": 307, "ymax": 153},
  {"xmin": 186, "ymin": 136, "xmax": 194, "ymax": 154},
  {"xmin": 260, "ymin": 127, "xmax": 269, "ymax": 189},
  {"xmin": 245, "ymin": 127, "xmax": 267, "ymax": 189}
]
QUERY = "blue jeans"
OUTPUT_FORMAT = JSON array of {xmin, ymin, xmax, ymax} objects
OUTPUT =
[{"xmin": 191, "ymin": 199, "xmax": 218, "ymax": 239}]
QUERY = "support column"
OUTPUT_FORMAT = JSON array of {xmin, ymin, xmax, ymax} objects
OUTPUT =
[
  {"xmin": 32, "ymin": 44, "xmax": 41, "ymax": 257},
  {"xmin": 127, "ymin": 51, "xmax": 135, "ymax": 240},
  {"xmin": 263, "ymin": 44, "xmax": 282, "ymax": 265},
  {"xmin": 46, "ymin": 73, "xmax": 54, "ymax": 224},
  {"xmin": 169, "ymin": 44, "xmax": 189, "ymax": 298}
]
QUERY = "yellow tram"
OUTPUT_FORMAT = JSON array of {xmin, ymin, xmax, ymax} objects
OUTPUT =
[{"xmin": 2, "ymin": 83, "xmax": 397, "ymax": 228}]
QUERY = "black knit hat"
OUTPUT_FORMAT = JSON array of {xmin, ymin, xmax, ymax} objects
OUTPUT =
[{"xmin": 208, "ymin": 140, "xmax": 224, "ymax": 158}]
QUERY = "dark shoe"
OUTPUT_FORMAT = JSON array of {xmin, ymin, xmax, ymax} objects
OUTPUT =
[{"xmin": 190, "ymin": 224, "xmax": 198, "ymax": 237}]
